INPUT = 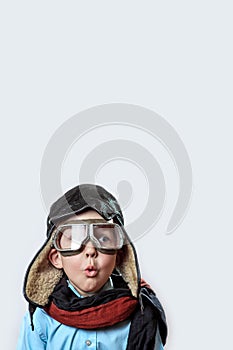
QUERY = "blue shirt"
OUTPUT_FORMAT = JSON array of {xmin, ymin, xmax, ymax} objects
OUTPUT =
[{"xmin": 17, "ymin": 281, "xmax": 164, "ymax": 350}]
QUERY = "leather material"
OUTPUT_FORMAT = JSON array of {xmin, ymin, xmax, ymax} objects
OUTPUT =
[{"xmin": 47, "ymin": 184, "xmax": 124, "ymax": 237}]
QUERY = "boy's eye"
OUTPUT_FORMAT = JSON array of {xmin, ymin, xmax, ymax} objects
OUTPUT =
[
  {"xmin": 94, "ymin": 227, "xmax": 116, "ymax": 247},
  {"xmin": 98, "ymin": 235, "xmax": 111, "ymax": 243}
]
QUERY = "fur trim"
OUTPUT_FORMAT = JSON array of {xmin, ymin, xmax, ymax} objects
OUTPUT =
[
  {"xmin": 116, "ymin": 245, "xmax": 138, "ymax": 298},
  {"xmin": 25, "ymin": 236, "xmax": 63, "ymax": 306}
]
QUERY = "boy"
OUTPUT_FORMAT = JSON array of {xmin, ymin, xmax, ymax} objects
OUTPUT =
[{"xmin": 17, "ymin": 184, "xmax": 167, "ymax": 349}]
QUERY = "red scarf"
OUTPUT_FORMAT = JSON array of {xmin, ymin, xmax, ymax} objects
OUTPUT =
[
  {"xmin": 44, "ymin": 274, "xmax": 138, "ymax": 329},
  {"xmin": 45, "ymin": 295, "xmax": 137, "ymax": 329}
]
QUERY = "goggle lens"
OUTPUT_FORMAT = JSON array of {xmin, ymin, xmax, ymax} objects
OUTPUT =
[
  {"xmin": 53, "ymin": 222, "xmax": 124, "ymax": 254},
  {"xmin": 92, "ymin": 224, "xmax": 123, "ymax": 250},
  {"xmin": 55, "ymin": 224, "xmax": 87, "ymax": 250}
]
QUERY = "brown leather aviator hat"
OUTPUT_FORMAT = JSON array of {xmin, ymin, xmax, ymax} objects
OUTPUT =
[{"xmin": 23, "ymin": 184, "xmax": 140, "ymax": 308}]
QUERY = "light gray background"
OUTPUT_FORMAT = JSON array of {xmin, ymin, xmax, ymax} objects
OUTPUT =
[{"xmin": 1, "ymin": 1, "xmax": 232, "ymax": 349}]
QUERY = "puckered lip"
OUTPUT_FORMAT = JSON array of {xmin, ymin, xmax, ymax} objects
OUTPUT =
[
  {"xmin": 84, "ymin": 265, "xmax": 98, "ymax": 277},
  {"xmin": 85, "ymin": 265, "xmax": 97, "ymax": 271}
]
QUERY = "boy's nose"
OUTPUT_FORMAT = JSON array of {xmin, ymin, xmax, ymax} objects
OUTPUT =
[{"xmin": 84, "ymin": 241, "xmax": 98, "ymax": 258}]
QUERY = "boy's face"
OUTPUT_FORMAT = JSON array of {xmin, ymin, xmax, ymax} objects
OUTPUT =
[{"xmin": 49, "ymin": 210, "xmax": 117, "ymax": 296}]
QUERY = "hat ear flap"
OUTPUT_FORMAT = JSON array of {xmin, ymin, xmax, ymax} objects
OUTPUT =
[
  {"xmin": 116, "ymin": 244, "xmax": 139, "ymax": 298},
  {"xmin": 24, "ymin": 237, "xmax": 63, "ymax": 307}
]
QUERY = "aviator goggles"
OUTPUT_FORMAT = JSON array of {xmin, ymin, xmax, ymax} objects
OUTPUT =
[{"xmin": 52, "ymin": 219, "xmax": 125, "ymax": 256}]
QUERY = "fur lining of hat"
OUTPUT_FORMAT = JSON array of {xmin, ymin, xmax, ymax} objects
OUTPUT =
[
  {"xmin": 25, "ymin": 236, "xmax": 63, "ymax": 306},
  {"xmin": 116, "ymin": 244, "xmax": 138, "ymax": 298}
]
